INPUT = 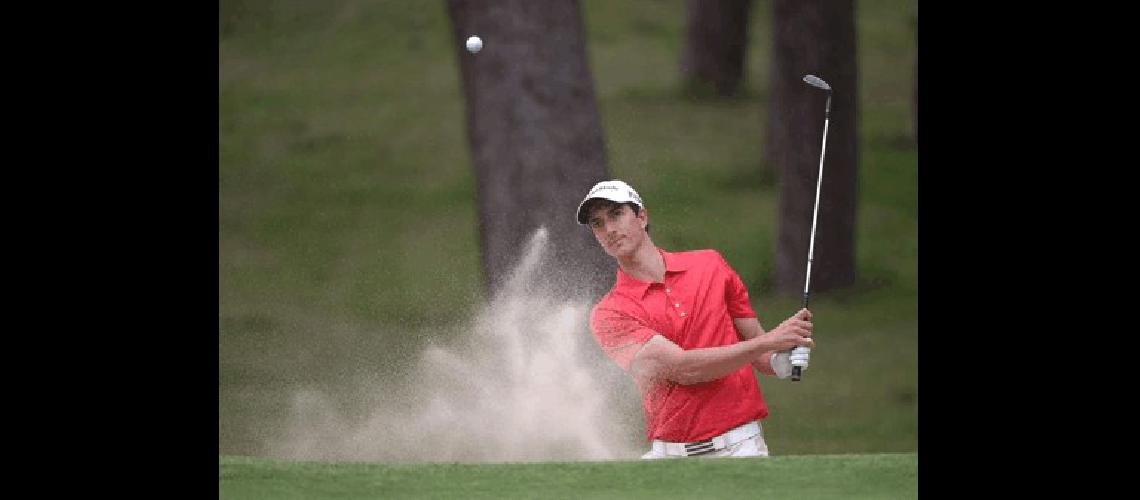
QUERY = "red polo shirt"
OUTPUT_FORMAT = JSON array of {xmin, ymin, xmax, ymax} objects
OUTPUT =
[{"xmin": 589, "ymin": 248, "xmax": 767, "ymax": 443}]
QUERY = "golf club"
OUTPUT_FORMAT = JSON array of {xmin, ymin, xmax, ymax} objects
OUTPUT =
[{"xmin": 792, "ymin": 74, "xmax": 832, "ymax": 381}]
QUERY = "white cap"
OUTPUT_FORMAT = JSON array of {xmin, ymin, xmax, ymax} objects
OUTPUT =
[{"xmin": 575, "ymin": 180, "xmax": 644, "ymax": 225}]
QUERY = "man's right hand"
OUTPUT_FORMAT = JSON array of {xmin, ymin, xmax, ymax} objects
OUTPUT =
[{"xmin": 764, "ymin": 308, "xmax": 814, "ymax": 352}]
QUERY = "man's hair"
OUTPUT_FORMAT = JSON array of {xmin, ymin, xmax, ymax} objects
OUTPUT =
[{"xmin": 583, "ymin": 199, "xmax": 650, "ymax": 233}]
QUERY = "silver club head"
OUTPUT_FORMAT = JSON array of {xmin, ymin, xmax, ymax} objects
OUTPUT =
[{"xmin": 802, "ymin": 74, "xmax": 831, "ymax": 91}]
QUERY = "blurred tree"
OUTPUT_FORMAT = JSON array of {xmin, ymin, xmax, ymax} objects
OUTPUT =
[
  {"xmin": 912, "ymin": 46, "xmax": 918, "ymax": 145},
  {"xmin": 913, "ymin": 51, "xmax": 918, "ymax": 144},
  {"xmin": 447, "ymin": 0, "xmax": 613, "ymax": 300},
  {"xmin": 910, "ymin": 12, "xmax": 918, "ymax": 145},
  {"xmin": 680, "ymin": 0, "xmax": 754, "ymax": 97},
  {"xmin": 768, "ymin": 0, "xmax": 858, "ymax": 294}
]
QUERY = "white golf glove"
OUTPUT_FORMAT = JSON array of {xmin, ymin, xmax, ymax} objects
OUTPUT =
[{"xmin": 771, "ymin": 348, "xmax": 811, "ymax": 379}]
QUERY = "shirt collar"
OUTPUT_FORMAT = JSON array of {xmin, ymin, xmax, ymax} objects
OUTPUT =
[{"xmin": 614, "ymin": 247, "xmax": 689, "ymax": 297}]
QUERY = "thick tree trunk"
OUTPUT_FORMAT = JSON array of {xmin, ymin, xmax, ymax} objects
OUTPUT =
[
  {"xmin": 680, "ymin": 0, "xmax": 753, "ymax": 97},
  {"xmin": 447, "ymin": 0, "xmax": 613, "ymax": 301},
  {"xmin": 769, "ymin": 0, "xmax": 858, "ymax": 295}
]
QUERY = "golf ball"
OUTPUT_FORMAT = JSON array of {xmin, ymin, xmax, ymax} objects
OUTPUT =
[{"xmin": 466, "ymin": 35, "xmax": 483, "ymax": 54}]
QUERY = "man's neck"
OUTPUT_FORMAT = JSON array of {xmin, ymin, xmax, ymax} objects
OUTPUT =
[{"xmin": 616, "ymin": 238, "xmax": 665, "ymax": 283}]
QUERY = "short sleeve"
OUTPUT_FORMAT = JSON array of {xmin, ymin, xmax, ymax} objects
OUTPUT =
[
  {"xmin": 589, "ymin": 304, "xmax": 658, "ymax": 371},
  {"xmin": 718, "ymin": 252, "xmax": 757, "ymax": 319}
]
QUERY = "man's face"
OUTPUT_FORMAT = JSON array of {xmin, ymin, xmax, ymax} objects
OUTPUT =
[{"xmin": 586, "ymin": 202, "xmax": 647, "ymax": 258}]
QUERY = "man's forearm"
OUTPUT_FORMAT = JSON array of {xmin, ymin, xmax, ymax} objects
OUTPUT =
[
  {"xmin": 751, "ymin": 351, "xmax": 777, "ymax": 376},
  {"xmin": 734, "ymin": 318, "xmax": 777, "ymax": 376},
  {"xmin": 670, "ymin": 336, "xmax": 779, "ymax": 385}
]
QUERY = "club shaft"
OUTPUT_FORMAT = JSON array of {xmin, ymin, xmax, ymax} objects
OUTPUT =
[
  {"xmin": 802, "ymin": 98, "xmax": 830, "ymax": 301},
  {"xmin": 792, "ymin": 93, "xmax": 831, "ymax": 382}
]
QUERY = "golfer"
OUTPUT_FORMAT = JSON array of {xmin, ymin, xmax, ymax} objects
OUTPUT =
[{"xmin": 578, "ymin": 180, "xmax": 814, "ymax": 458}]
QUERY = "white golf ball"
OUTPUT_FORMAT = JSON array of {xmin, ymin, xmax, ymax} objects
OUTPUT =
[{"xmin": 466, "ymin": 35, "xmax": 483, "ymax": 54}]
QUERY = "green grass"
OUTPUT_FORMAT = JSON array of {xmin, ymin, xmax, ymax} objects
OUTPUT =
[
  {"xmin": 220, "ymin": 0, "xmax": 917, "ymax": 458},
  {"xmin": 220, "ymin": 453, "xmax": 917, "ymax": 499}
]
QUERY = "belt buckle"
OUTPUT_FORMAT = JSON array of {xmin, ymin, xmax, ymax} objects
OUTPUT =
[{"xmin": 683, "ymin": 439, "xmax": 716, "ymax": 456}]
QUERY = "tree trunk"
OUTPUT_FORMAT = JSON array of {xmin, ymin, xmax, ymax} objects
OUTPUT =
[
  {"xmin": 769, "ymin": 0, "xmax": 858, "ymax": 295},
  {"xmin": 680, "ymin": 0, "xmax": 754, "ymax": 97},
  {"xmin": 446, "ymin": 0, "xmax": 613, "ymax": 301}
]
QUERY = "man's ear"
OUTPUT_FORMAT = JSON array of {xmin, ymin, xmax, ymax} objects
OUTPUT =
[{"xmin": 638, "ymin": 207, "xmax": 648, "ymax": 229}]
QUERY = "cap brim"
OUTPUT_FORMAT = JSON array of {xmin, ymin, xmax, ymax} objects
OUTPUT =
[{"xmin": 576, "ymin": 196, "xmax": 642, "ymax": 225}]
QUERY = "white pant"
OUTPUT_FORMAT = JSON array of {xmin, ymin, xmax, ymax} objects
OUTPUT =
[{"xmin": 641, "ymin": 421, "xmax": 769, "ymax": 459}]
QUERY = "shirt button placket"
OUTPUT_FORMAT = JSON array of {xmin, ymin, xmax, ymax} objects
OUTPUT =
[{"xmin": 665, "ymin": 285, "xmax": 684, "ymax": 318}]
